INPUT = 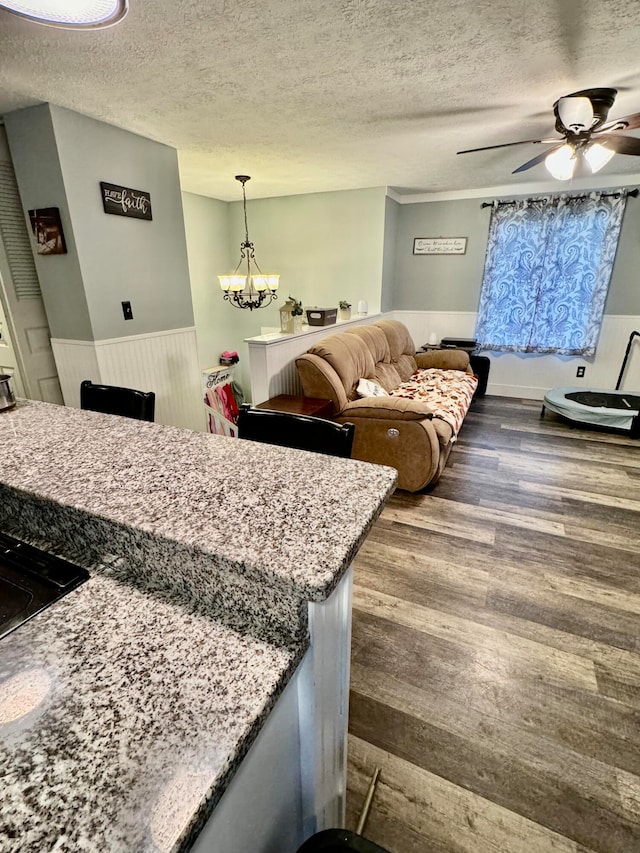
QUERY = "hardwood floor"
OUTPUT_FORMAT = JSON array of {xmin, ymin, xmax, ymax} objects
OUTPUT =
[{"xmin": 346, "ymin": 395, "xmax": 640, "ymax": 853}]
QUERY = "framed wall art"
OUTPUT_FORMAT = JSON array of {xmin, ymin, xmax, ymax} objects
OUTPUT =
[{"xmin": 28, "ymin": 207, "xmax": 67, "ymax": 255}]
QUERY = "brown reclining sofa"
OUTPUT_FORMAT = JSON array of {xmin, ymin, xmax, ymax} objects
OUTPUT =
[{"xmin": 295, "ymin": 319, "xmax": 476, "ymax": 491}]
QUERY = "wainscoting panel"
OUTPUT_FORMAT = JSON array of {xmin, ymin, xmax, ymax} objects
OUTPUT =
[
  {"xmin": 50, "ymin": 339, "xmax": 100, "ymax": 410},
  {"xmin": 95, "ymin": 328, "xmax": 203, "ymax": 431},
  {"xmin": 52, "ymin": 327, "xmax": 204, "ymax": 431}
]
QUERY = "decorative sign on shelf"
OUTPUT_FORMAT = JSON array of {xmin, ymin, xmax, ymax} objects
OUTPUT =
[
  {"xmin": 413, "ymin": 237, "xmax": 467, "ymax": 255},
  {"xmin": 100, "ymin": 182, "xmax": 152, "ymax": 220}
]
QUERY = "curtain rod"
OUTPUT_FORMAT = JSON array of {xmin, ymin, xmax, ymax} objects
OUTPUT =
[{"xmin": 481, "ymin": 188, "xmax": 639, "ymax": 208}]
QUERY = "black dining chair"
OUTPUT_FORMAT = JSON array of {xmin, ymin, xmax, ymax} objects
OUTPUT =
[
  {"xmin": 80, "ymin": 380, "xmax": 156, "ymax": 422},
  {"xmin": 237, "ymin": 404, "xmax": 354, "ymax": 458}
]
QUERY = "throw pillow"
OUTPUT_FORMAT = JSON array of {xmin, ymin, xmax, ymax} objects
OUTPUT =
[{"xmin": 357, "ymin": 378, "xmax": 389, "ymax": 398}]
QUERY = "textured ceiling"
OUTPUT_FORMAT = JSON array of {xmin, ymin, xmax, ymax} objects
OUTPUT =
[{"xmin": 2, "ymin": 0, "xmax": 640, "ymax": 200}]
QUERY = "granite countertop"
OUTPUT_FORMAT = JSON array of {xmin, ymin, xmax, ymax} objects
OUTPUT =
[
  {"xmin": 1, "ymin": 574, "xmax": 301, "ymax": 853},
  {"xmin": 0, "ymin": 400, "xmax": 396, "ymax": 853}
]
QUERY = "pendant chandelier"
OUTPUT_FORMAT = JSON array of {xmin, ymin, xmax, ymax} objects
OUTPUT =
[{"xmin": 218, "ymin": 175, "xmax": 279, "ymax": 311}]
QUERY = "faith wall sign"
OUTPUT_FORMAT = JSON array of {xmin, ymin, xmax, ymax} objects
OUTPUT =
[{"xmin": 100, "ymin": 182, "xmax": 153, "ymax": 221}]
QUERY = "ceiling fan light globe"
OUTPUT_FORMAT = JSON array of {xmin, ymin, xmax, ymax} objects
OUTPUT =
[
  {"xmin": 557, "ymin": 96, "xmax": 595, "ymax": 132},
  {"xmin": 584, "ymin": 142, "xmax": 615, "ymax": 174},
  {"xmin": 545, "ymin": 144, "xmax": 576, "ymax": 180},
  {"xmin": 0, "ymin": 0, "xmax": 128, "ymax": 27}
]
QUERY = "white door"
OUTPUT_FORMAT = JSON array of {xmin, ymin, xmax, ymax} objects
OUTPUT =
[
  {"xmin": 0, "ymin": 289, "xmax": 25, "ymax": 396},
  {"xmin": 0, "ymin": 129, "xmax": 62, "ymax": 404}
]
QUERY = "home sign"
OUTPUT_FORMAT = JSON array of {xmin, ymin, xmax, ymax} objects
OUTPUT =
[
  {"xmin": 100, "ymin": 182, "xmax": 152, "ymax": 220},
  {"xmin": 413, "ymin": 237, "xmax": 467, "ymax": 255}
]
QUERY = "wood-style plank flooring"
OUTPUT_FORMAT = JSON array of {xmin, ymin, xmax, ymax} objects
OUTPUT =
[{"xmin": 346, "ymin": 395, "xmax": 640, "ymax": 853}]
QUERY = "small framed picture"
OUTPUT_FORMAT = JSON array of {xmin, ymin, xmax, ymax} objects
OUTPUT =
[
  {"xmin": 413, "ymin": 237, "xmax": 467, "ymax": 255},
  {"xmin": 28, "ymin": 207, "xmax": 67, "ymax": 255}
]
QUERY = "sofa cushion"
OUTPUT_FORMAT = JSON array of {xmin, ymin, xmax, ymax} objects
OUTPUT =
[
  {"xmin": 347, "ymin": 325, "xmax": 390, "ymax": 365},
  {"xmin": 308, "ymin": 333, "xmax": 375, "ymax": 401},
  {"xmin": 375, "ymin": 319, "xmax": 418, "ymax": 381},
  {"xmin": 415, "ymin": 349, "xmax": 471, "ymax": 371},
  {"xmin": 371, "ymin": 362, "xmax": 403, "ymax": 393},
  {"xmin": 341, "ymin": 396, "xmax": 434, "ymax": 420}
]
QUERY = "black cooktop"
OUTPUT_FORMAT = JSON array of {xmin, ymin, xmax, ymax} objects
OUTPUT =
[{"xmin": 0, "ymin": 531, "xmax": 90, "ymax": 641}]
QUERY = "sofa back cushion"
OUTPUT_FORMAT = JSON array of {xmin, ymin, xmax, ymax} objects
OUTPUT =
[
  {"xmin": 346, "ymin": 325, "xmax": 401, "ymax": 392},
  {"xmin": 308, "ymin": 332, "xmax": 375, "ymax": 400},
  {"xmin": 375, "ymin": 320, "xmax": 418, "ymax": 381}
]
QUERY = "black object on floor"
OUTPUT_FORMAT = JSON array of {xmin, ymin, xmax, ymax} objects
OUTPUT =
[
  {"xmin": 469, "ymin": 354, "xmax": 490, "ymax": 397},
  {"xmin": 296, "ymin": 829, "xmax": 390, "ymax": 852},
  {"xmin": 237, "ymin": 404, "xmax": 355, "ymax": 458},
  {"xmin": 80, "ymin": 379, "xmax": 156, "ymax": 422}
]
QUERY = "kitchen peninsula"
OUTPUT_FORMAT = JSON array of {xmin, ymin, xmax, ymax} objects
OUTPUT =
[{"xmin": 0, "ymin": 400, "xmax": 396, "ymax": 853}]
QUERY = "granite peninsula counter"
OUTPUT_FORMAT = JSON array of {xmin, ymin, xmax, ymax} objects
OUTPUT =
[{"xmin": 0, "ymin": 400, "xmax": 397, "ymax": 853}]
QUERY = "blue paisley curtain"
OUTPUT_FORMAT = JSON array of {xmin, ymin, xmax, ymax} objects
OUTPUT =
[{"xmin": 475, "ymin": 192, "xmax": 628, "ymax": 356}]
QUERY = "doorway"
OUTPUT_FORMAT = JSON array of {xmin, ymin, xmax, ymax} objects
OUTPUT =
[{"xmin": 0, "ymin": 127, "xmax": 62, "ymax": 404}]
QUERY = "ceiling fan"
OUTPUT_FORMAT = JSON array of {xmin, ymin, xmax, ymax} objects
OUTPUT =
[{"xmin": 457, "ymin": 88, "xmax": 640, "ymax": 180}]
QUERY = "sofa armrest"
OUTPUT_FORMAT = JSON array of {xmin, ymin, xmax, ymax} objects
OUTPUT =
[
  {"xmin": 415, "ymin": 349, "xmax": 470, "ymax": 371},
  {"xmin": 341, "ymin": 396, "xmax": 433, "ymax": 420}
]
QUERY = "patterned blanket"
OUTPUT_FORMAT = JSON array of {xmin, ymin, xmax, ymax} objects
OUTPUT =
[{"xmin": 390, "ymin": 368, "xmax": 478, "ymax": 434}]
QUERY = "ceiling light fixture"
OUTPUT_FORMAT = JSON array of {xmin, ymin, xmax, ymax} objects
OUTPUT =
[
  {"xmin": 545, "ymin": 144, "xmax": 577, "ymax": 181},
  {"xmin": 218, "ymin": 176, "xmax": 279, "ymax": 311},
  {"xmin": 545, "ymin": 140, "xmax": 615, "ymax": 181},
  {"xmin": 0, "ymin": 0, "xmax": 128, "ymax": 29},
  {"xmin": 583, "ymin": 142, "xmax": 616, "ymax": 173}
]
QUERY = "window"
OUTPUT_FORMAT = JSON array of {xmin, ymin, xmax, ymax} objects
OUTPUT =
[{"xmin": 475, "ymin": 192, "xmax": 628, "ymax": 356}]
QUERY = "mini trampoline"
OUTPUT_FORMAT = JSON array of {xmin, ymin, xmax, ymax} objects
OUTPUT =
[{"xmin": 541, "ymin": 331, "xmax": 640, "ymax": 438}]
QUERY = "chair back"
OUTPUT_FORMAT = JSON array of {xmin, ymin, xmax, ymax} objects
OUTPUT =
[
  {"xmin": 80, "ymin": 380, "xmax": 156, "ymax": 422},
  {"xmin": 237, "ymin": 404, "xmax": 354, "ymax": 458}
]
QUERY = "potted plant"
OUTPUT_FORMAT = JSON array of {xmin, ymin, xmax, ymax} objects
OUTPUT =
[
  {"xmin": 280, "ymin": 295, "xmax": 304, "ymax": 334},
  {"xmin": 338, "ymin": 300, "xmax": 351, "ymax": 321}
]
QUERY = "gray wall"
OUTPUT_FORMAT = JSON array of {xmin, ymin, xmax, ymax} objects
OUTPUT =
[
  {"xmin": 604, "ymin": 196, "xmax": 640, "ymax": 315},
  {"xmin": 5, "ymin": 104, "xmax": 194, "ymax": 342},
  {"xmin": 393, "ymin": 193, "xmax": 640, "ymax": 316},
  {"xmin": 50, "ymin": 105, "xmax": 194, "ymax": 340},
  {"xmin": 184, "ymin": 185, "xmax": 389, "ymax": 400},
  {"xmin": 226, "ymin": 185, "xmax": 387, "ymax": 323},
  {"xmin": 394, "ymin": 198, "xmax": 489, "ymax": 311},
  {"xmin": 381, "ymin": 195, "xmax": 398, "ymax": 313},
  {"xmin": 5, "ymin": 104, "xmax": 93, "ymax": 340}
]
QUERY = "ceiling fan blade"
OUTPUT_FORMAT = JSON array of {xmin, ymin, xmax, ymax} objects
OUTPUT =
[
  {"xmin": 596, "ymin": 112, "xmax": 640, "ymax": 133},
  {"xmin": 512, "ymin": 144, "xmax": 564, "ymax": 174},
  {"xmin": 457, "ymin": 138, "xmax": 560, "ymax": 155},
  {"xmin": 598, "ymin": 133, "xmax": 640, "ymax": 156}
]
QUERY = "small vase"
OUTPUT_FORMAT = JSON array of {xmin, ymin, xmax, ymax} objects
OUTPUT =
[
  {"xmin": 293, "ymin": 315, "xmax": 304, "ymax": 333},
  {"xmin": 339, "ymin": 308, "xmax": 351, "ymax": 322}
]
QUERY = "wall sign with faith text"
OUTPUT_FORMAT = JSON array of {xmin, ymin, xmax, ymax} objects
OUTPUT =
[{"xmin": 100, "ymin": 182, "xmax": 152, "ymax": 221}]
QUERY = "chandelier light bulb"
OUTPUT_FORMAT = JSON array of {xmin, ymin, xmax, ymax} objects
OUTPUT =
[{"xmin": 0, "ymin": 0, "xmax": 128, "ymax": 28}]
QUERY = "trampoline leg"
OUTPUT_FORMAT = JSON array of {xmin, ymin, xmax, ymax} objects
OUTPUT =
[{"xmin": 540, "ymin": 404, "xmax": 546, "ymax": 419}]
